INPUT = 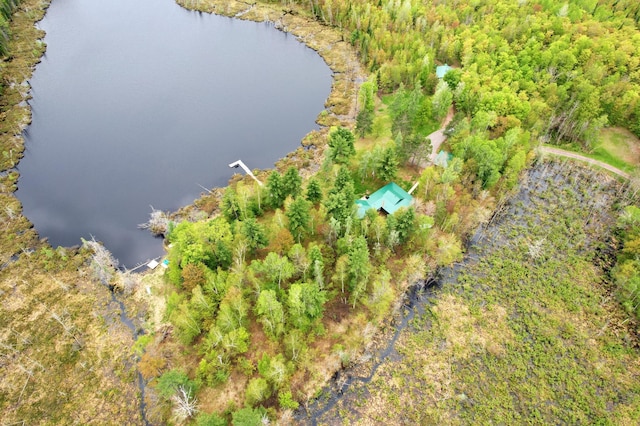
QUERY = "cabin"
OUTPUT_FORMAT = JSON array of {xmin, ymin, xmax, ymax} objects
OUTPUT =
[
  {"xmin": 435, "ymin": 64, "xmax": 453, "ymax": 79},
  {"xmin": 356, "ymin": 182, "xmax": 414, "ymax": 218}
]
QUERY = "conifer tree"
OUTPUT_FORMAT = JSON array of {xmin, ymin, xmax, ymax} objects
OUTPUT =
[
  {"xmin": 266, "ymin": 170, "xmax": 286, "ymax": 209},
  {"xmin": 328, "ymin": 126, "xmax": 356, "ymax": 164},
  {"xmin": 305, "ymin": 177, "xmax": 323, "ymax": 204},
  {"xmin": 283, "ymin": 166, "xmax": 302, "ymax": 198},
  {"xmin": 378, "ymin": 146, "xmax": 399, "ymax": 181},
  {"xmin": 286, "ymin": 197, "xmax": 311, "ymax": 242}
]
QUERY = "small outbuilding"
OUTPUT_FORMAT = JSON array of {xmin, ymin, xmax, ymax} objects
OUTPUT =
[
  {"xmin": 356, "ymin": 182, "xmax": 414, "ymax": 218},
  {"xmin": 436, "ymin": 64, "xmax": 453, "ymax": 79},
  {"xmin": 433, "ymin": 150, "xmax": 452, "ymax": 168}
]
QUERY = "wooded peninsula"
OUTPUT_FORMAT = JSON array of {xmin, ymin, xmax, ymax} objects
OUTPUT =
[{"xmin": 1, "ymin": 0, "xmax": 640, "ymax": 425}]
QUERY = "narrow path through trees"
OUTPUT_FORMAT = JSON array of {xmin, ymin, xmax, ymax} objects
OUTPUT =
[{"xmin": 427, "ymin": 106, "xmax": 455, "ymax": 161}]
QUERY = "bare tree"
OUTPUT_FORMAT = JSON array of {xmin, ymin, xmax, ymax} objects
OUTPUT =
[
  {"xmin": 138, "ymin": 206, "xmax": 170, "ymax": 237},
  {"xmin": 82, "ymin": 236, "xmax": 119, "ymax": 284},
  {"xmin": 117, "ymin": 270, "xmax": 139, "ymax": 295},
  {"xmin": 46, "ymin": 306, "xmax": 84, "ymax": 349},
  {"xmin": 171, "ymin": 385, "xmax": 198, "ymax": 423}
]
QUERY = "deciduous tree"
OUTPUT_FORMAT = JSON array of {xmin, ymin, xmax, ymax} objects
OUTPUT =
[{"xmin": 255, "ymin": 290, "xmax": 285, "ymax": 340}]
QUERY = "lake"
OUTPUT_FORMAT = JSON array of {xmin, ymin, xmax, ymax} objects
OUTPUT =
[{"xmin": 17, "ymin": 0, "xmax": 332, "ymax": 268}]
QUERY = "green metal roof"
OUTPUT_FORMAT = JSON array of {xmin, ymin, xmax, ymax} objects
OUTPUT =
[
  {"xmin": 436, "ymin": 64, "xmax": 453, "ymax": 78},
  {"xmin": 433, "ymin": 150, "xmax": 452, "ymax": 168},
  {"xmin": 356, "ymin": 182, "xmax": 413, "ymax": 218}
]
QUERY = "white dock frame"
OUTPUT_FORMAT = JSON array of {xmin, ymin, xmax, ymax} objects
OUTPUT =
[{"xmin": 229, "ymin": 160, "xmax": 263, "ymax": 186}]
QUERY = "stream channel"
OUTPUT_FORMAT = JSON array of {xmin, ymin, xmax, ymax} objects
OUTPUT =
[{"xmin": 17, "ymin": 0, "xmax": 332, "ymax": 269}]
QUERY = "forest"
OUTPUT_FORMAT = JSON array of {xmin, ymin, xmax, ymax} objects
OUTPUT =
[{"xmin": 1, "ymin": 0, "xmax": 639, "ymax": 425}]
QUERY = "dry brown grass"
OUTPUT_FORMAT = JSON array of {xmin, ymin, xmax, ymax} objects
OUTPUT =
[
  {"xmin": 1, "ymin": 260, "xmax": 141, "ymax": 424},
  {"xmin": 431, "ymin": 294, "xmax": 513, "ymax": 359}
]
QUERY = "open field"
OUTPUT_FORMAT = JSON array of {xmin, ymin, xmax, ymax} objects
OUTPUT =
[
  {"xmin": 553, "ymin": 127, "xmax": 640, "ymax": 174},
  {"xmin": 594, "ymin": 127, "xmax": 640, "ymax": 172}
]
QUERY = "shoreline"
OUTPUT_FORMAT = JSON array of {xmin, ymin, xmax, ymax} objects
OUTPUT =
[
  {"xmin": 0, "ymin": 0, "xmax": 51, "ymax": 264},
  {"xmin": 176, "ymin": 0, "xmax": 365, "ymax": 126},
  {"xmin": 164, "ymin": 0, "xmax": 366, "ymax": 237}
]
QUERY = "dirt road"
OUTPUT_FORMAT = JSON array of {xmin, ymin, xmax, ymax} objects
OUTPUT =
[
  {"xmin": 540, "ymin": 146, "xmax": 631, "ymax": 180},
  {"xmin": 422, "ymin": 111, "xmax": 631, "ymax": 181},
  {"xmin": 428, "ymin": 107, "xmax": 455, "ymax": 161}
]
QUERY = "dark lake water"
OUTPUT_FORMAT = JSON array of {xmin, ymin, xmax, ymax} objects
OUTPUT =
[{"xmin": 17, "ymin": 0, "xmax": 332, "ymax": 268}]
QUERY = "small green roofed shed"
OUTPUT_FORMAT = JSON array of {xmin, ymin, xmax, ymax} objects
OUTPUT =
[
  {"xmin": 356, "ymin": 182, "xmax": 413, "ymax": 218},
  {"xmin": 433, "ymin": 150, "xmax": 452, "ymax": 168},
  {"xmin": 436, "ymin": 64, "xmax": 453, "ymax": 79}
]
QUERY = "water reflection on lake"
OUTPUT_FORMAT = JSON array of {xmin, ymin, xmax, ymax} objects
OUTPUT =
[{"xmin": 17, "ymin": 0, "xmax": 331, "ymax": 267}]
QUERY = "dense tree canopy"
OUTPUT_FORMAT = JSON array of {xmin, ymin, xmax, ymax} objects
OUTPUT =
[{"xmin": 310, "ymin": 0, "xmax": 640, "ymax": 146}]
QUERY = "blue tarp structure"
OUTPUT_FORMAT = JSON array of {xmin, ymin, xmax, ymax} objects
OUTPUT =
[
  {"xmin": 436, "ymin": 64, "xmax": 453, "ymax": 79},
  {"xmin": 356, "ymin": 182, "xmax": 413, "ymax": 218}
]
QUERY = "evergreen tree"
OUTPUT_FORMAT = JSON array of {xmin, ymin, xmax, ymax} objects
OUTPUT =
[
  {"xmin": 378, "ymin": 146, "xmax": 399, "ymax": 181},
  {"xmin": 325, "ymin": 182, "xmax": 356, "ymax": 229},
  {"xmin": 397, "ymin": 132, "xmax": 431, "ymax": 166},
  {"xmin": 305, "ymin": 177, "xmax": 323, "ymax": 204},
  {"xmin": 348, "ymin": 236, "xmax": 371, "ymax": 308},
  {"xmin": 286, "ymin": 197, "xmax": 311, "ymax": 242},
  {"xmin": 328, "ymin": 126, "xmax": 356, "ymax": 164},
  {"xmin": 266, "ymin": 170, "xmax": 286, "ymax": 209},
  {"xmin": 241, "ymin": 217, "xmax": 268, "ymax": 254},
  {"xmin": 221, "ymin": 187, "xmax": 241, "ymax": 221},
  {"xmin": 356, "ymin": 109, "xmax": 374, "ymax": 137},
  {"xmin": 283, "ymin": 166, "xmax": 302, "ymax": 198},
  {"xmin": 394, "ymin": 207, "xmax": 416, "ymax": 244},
  {"xmin": 332, "ymin": 166, "xmax": 353, "ymax": 194}
]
